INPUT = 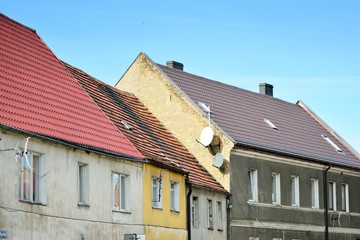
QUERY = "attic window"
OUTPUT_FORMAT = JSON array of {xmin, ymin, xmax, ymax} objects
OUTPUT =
[
  {"xmin": 263, "ymin": 118, "xmax": 277, "ymax": 131},
  {"xmin": 121, "ymin": 120, "xmax": 132, "ymax": 130},
  {"xmin": 321, "ymin": 134, "xmax": 344, "ymax": 154}
]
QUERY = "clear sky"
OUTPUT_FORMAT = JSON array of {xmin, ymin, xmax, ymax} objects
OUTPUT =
[{"xmin": 2, "ymin": 1, "xmax": 360, "ymax": 153}]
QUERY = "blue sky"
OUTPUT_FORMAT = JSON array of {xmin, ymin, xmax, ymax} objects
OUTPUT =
[{"xmin": 2, "ymin": 1, "xmax": 360, "ymax": 153}]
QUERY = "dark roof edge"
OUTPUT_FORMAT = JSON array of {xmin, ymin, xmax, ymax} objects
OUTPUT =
[
  {"xmin": 191, "ymin": 183, "xmax": 230, "ymax": 196},
  {"xmin": 147, "ymin": 159, "xmax": 188, "ymax": 175},
  {"xmin": 297, "ymin": 100, "xmax": 360, "ymax": 160},
  {"xmin": 233, "ymin": 137, "xmax": 360, "ymax": 171},
  {"xmin": 1, "ymin": 13, "xmax": 36, "ymax": 33},
  {"xmin": 0, "ymin": 124, "xmax": 147, "ymax": 163}
]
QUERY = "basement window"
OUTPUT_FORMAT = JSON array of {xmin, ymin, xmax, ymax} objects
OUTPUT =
[
  {"xmin": 321, "ymin": 134, "xmax": 344, "ymax": 153},
  {"xmin": 263, "ymin": 118, "xmax": 277, "ymax": 131}
]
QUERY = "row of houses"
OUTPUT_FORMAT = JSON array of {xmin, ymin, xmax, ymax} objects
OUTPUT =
[{"xmin": 1, "ymin": 13, "xmax": 360, "ymax": 240}]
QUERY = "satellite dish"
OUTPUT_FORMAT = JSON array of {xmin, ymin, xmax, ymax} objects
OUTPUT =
[
  {"xmin": 199, "ymin": 127, "xmax": 214, "ymax": 147},
  {"xmin": 213, "ymin": 153, "xmax": 224, "ymax": 168}
]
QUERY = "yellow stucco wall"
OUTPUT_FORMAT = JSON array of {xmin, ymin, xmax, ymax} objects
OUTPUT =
[
  {"xmin": 143, "ymin": 164, "xmax": 187, "ymax": 240},
  {"xmin": 117, "ymin": 53, "xmax": 234, "ymax": 190}
]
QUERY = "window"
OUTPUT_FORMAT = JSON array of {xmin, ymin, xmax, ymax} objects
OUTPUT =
[
  {"xmin": 192, "ymin": 196, "xmax": 199, "ymax": 228},
  {"xmin": 152, "ymin": 177, "xmax": 162, "ymax": 208},
  {"xmin": 328, "ymin": 182, "xmax": 336, "ymax": 211},
  {"xmin": 248, "ymin": 169, "xmax": 258, "ymax": 201},
  {"xmin": 291, "ymin": 175, "xmax": 300, "ymax": 206},
  {"xmin": 207, "ymin": 199, "xmax": 214, "ymax": 229},
  {"xmin": 217, "ymin": 201, "xmax": 223, "ymax": 230},
  {"xmin": 272, "ymin": 172, "xmax": 281, "ymax": 204},
  {"xmin": 112, "ymin": 173, "xmax": 130, "ymax": 211},
  {"xmin": 311, "ymin": 178, "xmax": 319, "ymax": 209},
  {"xmin": 170, "ymin": 182, "xmax": 179, "ymax": 211},
  {"xmin": 341, "ymin": 183, "xmax": 349, "ymax": 212},
  {"xmin": 78, "ymin": 163, "xmax": 89, "ymax": 205},
  {"xmin": 20, "ymin": 152, "xmax": 43, "ymax": 203}
]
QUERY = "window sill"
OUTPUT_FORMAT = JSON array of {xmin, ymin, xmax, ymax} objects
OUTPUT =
[
  {"xmin": 19, "ymin": 200, "xmax": 46, "ymax": 206},
  {"xmin": 78, "ymin": 203, "xmax": 90, "ymax": 208},
  {"xmin": 170, "ymin": 209, "xmax": 180, "ymax": 213},
  {"xmin": 217, "ymin": 228, "xmax": 224, "ymax": 232},
  {"xmin": 112, "ymin": 209, "xmax": 132, "ymax": 214},
  {"xmin": 208, "ymin": 227, "xmax": 214, "ymax": 231},
  {"xmin": 152, "ymin": 206, "xmax": 163, "ymax": 210}
]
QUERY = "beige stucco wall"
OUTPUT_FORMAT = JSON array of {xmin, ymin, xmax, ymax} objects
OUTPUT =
[
  {"xmin": 117, "ymin": 53, "xmax": 234, "ymax": 190},
  {"xmin": 0, "ymin": 129, "xmax": 145, "ymax": 239}
]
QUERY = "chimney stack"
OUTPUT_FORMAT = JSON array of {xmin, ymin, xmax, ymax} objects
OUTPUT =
[
  {"xmin": 166, "ymin": 61, "xmax": 184, "ymax": 71},
  {"xmin": 259, "ymin": 83, "xmax": 273, "ymax": 97}
]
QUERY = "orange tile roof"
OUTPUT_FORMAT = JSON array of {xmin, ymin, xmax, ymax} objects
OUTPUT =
[
  {"xmin": 63, "ymin": 62, "xmax": 228, "ymax": 194},
  {"xmin": 0, "ymin": 13, "xmax": 143, "ymax": 159}
]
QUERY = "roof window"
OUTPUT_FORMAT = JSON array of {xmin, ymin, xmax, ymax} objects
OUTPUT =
[
  {"xmin": 263, "ymin": 118, "xmax": 277, "ymax": 131},
  {"xmin": 121, "ymin": 120, "xmax": 133, "ymax": 130},
  {"xmin": 321, "ymin": 134, "xmax": 344, "ymax": 154}
]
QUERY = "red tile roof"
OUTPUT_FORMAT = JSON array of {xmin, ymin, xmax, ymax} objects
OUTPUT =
[
  {"xmin": 156, "ymin": 62, "xmax": 360, "ymax": 169},
  {"xmin": 63, "ymin": 62, "xmax": 228, "ymax": 194},
  {"xmin": 0, "ymin": 13, "xmax": 143, "ymax": 159}
]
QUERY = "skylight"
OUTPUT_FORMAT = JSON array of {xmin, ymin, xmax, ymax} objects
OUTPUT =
[
  {"xmin": 263, "ymin": 118, "xmax": 277, "ymax": 131},
  {"xmin": 321, "ymin": 134, "xmax": 344, "ymax": 154},
  {"xmin": 121, "ymin": 120, "xmax": 133, "ymax": 130}
]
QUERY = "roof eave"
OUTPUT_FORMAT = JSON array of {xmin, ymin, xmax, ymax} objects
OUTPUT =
[
  {"xmin": 233, "ymin": 138, "xmax": 360, "ymax": 171},
  {"xmin": 0, "ymin": 124, "xmax": 146, "ymax": 163}
]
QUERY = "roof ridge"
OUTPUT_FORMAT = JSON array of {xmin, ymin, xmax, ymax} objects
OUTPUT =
[
  {"xmin": 156, "ymin": 62, "xmax": 298, "ymax": 107},
  {"xmin": 0, "ymin": 13, "xmax": 36, "ymax": 33}
]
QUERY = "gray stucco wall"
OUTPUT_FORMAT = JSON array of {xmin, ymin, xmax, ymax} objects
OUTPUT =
[
  {"xmin": 0, "ymin": 129, "xmax": 145, "ymax": 240},
  {"xmin": 229, "ymin": 152, "xmax": 360, "ymax": 240}
]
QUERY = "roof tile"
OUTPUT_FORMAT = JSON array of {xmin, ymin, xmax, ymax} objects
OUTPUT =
[{"xmin": 0, "ymin": 13, "xmax": 143, "ymax": 159}]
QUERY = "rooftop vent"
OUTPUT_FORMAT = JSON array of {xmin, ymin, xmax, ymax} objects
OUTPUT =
[
  {"xmin": 121, "ymin": 120, "xmax": 133, "ymax": 130},
  {"xmin": 259, "ymin": 83, "xmax": 273, "ymax": 97},
  {"xmin": 321, "ymin": 134, "xmax": 344, "ymax": 154},
  {"xmin": 263, "ymin": 118, "xmax": 277, "ymax": 131},
  {"xmin": 166, "ymin": 60, "xmax": 184, "ymax": 71}
]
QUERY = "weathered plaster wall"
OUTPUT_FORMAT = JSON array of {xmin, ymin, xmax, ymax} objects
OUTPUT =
[
  {"xmin": 0, "ymin": 129, "xmax": 144, "ymax": 239},
  {"xmin": 191, "ymin": 187, "xmax": 228, "ymax": 240},
  {"xmin": 117, "ymin": 53, "xmax": 234, "ymax": 191}
]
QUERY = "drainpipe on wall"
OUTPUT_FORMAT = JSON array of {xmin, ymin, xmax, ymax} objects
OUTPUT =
[
  {"xmin": 186, "ymin": 173, "xmax": 192, "ymax": 240},
  {"xmin": 324, "ymin": 164, "xmax": 331, "ymax": 240}
]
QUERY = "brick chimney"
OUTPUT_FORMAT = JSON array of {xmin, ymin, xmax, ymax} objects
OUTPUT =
[
  {"xmin": 259, "ymin": 83, "xmax": 273, "ymax": 97},
  {"xmin": 166, "ymin": 61, "xmax": 184, "ymax": 71}
]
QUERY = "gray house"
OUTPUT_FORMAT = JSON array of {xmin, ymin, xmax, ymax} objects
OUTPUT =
[{"xmin": 117, "ymin": 52, "xmax": 360, "ymax": 240}]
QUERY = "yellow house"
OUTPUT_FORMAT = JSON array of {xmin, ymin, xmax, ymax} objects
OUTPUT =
[{"xmin": 143, "ymin": 164, "xmax": 187, "ymax": 239}]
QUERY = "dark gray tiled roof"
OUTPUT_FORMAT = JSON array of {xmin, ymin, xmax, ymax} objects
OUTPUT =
[{"xmin": 157, "ymin": 63, "xmax": 360, "ymax": 168}]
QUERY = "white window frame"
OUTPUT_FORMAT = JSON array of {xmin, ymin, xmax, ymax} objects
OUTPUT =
[
  {"xmin": 112, "ymin": 172, "xmax": 130, "ymax": 211},
  {"xmin": 328, "ymin": 181, "xmax": 336, "ymax": 211},
  {"xmin": 78, "ymin": 163, "xmax": 89, "ymax": 205},
  {"xmin": 341, "ymin": 183, "xmax": 349, "ymax": 212},
  {"xmin": 216, "ymin": 201, "xmax": 223, "ymax": 230},
  {"xmin": 311, "ymin": 178, "xmax": 319, "ymax": 209},
  {"xmin": 248, "ymin": 169, "xmax": 258, "ymax": 202},
  {"xmin": 272, "ymin": 172, "xmax": 281, "ymax": 204},
  {"xmin": 152, "ymin": 176, "xmax": 162, "ymax": 209},
  {"xmin": 170, "ymin": 181, "xmax": 180, "ymax": 211},
  {"xmin": 192, "ymin": 196, "xmax": 199, "ymax": 228},
  {"xmin": 20, "ymin": 152, "xmax": 45, "ymax": 203},
  {"xmin": 207, "ymin": 199, "xmax": 214, "ymax": 229},
  {"xmin": 291, "ymin": 175, "xmax": 300, "ymax": 207}
]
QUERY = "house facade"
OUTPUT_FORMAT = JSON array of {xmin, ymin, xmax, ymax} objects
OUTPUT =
[
  {"xmin": 64, "ymin": 62, "xmax": 229, "ymax": 240},
  {"xmin": 0, "ymin": 13, "xmax": 146, "ymax": 239},
  {"xmin": 117, "ymin": 52, "xmax": 360, "ymax": 240}
]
